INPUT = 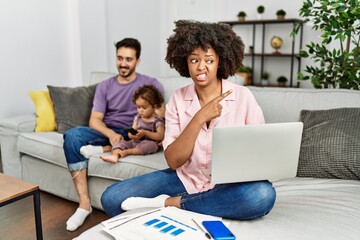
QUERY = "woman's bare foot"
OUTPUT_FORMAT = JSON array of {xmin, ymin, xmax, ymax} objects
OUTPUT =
[{"xmin": 100, "ymin": 154, "xmax": 119, "ymax": 164}]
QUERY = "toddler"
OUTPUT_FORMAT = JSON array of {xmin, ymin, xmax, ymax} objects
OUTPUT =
[{"xmin": 100, "ymin": 85, "xmax": 165, "ymax": 163}]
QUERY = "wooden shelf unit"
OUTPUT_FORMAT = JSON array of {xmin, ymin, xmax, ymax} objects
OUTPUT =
[{"xmin": 221, "ymin": 19, "xmax": 304, "ymax": 87}]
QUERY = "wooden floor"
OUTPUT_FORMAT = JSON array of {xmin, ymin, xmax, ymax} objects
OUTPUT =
[{"xmin": 0, "ymin": 191, "xmax": 108, "ymax": 240}]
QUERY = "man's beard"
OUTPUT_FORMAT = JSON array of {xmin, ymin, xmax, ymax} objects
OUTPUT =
[{"xmin": 118, "ymin": 66, "xmax": 135, "ymax": 78}]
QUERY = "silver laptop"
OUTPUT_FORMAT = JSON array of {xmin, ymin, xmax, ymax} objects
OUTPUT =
[{"xmin": 209, "ymin": 122, "xmax": 303, "ymax": 184}]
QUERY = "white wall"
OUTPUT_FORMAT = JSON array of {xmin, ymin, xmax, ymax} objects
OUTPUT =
[
  {"xmin": 0, "ymin": 0, "xmax": 317, "ymax": 120},
  {"xmin": 77, "ymin": 0, "xmax": 108, "ymax": 86},
  {"xmin": 104, "ymin": 0, "xmax": 162, "ymax": 77},
  {"xmin": 0, "ymin": 0, "xmax": 76, "ymax": 119}
]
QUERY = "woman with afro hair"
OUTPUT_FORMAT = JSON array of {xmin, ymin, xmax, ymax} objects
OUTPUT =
[{"xmin": 101, "ymin": 20, "xmax": 276, "ymax": 220}]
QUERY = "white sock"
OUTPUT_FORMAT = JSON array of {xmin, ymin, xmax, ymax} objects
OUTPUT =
[
  {"xmin": 66, "ymin": 207, "xmax": 93, "ymax": 231},
  {"xmin": 80, "ymin": 145, "xmax": 103, "ymax": 158},
  {"xmin": 121, "ymin": 194, "xmax": 170, "ymax": 211}
]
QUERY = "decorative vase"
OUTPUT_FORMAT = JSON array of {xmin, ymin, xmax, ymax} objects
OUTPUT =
[
  {"xmin": 261, "ymin": 79, "xmax": 269, "ymax": 86},
  {"xmin": 236, "ymin": 72, "xmax": 252, "ymax": 86},
  {"xmin": 277, "ymin": 81, "xmax": 286, "ymax": 87},
  {"xmin": 249, "ymin": 46, "xmax": 254, "ymax": 54}
]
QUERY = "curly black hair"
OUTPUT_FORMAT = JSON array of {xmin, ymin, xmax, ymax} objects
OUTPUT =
[
  {"xmin": 132, "ymin": 85, "xmax": 164, "ymax": 109},
  {"xmin": 165, "ymin": 20, "xmax": 245, "ymax": 79}
]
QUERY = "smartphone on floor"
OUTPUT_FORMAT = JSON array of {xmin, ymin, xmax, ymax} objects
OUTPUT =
[{"xmin": 202, "ymin": 220, "xmax": 236, "ymax": 240}]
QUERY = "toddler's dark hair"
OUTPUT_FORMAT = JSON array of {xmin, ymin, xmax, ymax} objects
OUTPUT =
[
  {"xmin": 132, "ymin": 85, "xmax": 164, "ymax": 108},
  {"xmin": 165, "ymin": 20, "xmax": 245, "ymax": 79}
]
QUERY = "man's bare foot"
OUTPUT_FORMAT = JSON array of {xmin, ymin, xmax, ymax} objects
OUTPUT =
[{"xmin": 100, "ymin": 154, "xmax": 119, "ymax": 164}]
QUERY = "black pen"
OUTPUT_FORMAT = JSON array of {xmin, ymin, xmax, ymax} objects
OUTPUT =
[{"xmin": 192, "ymin": 218, "xmax": 211, "ymax": 239}]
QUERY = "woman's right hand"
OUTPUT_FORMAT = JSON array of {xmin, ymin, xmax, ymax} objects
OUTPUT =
[
  {"xmin": 196, "ymin": 89, "xmax": 232, "ymax": 124},
  {"xmin": 165, "ymin": 90, "xmax": 232, "ymax": 169}
]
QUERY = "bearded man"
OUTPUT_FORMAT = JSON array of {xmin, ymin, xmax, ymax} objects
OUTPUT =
[{"xmin": 63, "ymin": 38, "xmax": 163, "ymax": 231}]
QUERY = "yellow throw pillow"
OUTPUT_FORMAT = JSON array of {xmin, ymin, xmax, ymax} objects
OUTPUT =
[{"xmin": 29, "ymin": 90, "xmax": 57, "ymax": 132}]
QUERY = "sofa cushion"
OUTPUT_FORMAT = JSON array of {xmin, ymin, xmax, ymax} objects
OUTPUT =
[
  {"xmin": 297, "ymin": 108, "xmax": 360, "ymax": 180},
  {"xmin": 249, "ymin": 87, "xmax": 360, "ymax": 123},
  {"xmin": 28, "ymin": 90, "xmax": 57, "ymax": 132},
  {"xmin": 17, "ymin": 132, "xmax": 67, "ymax": 168},
  {"xmin": 48, "ymin": 84, "xmax": 98, "ymax": 134},
  {"xmin": 157, "ymin": 76, "xmax": 193, "ymax": 103},
  {"xmin": 88, "ymin": 152, "xmax": 168, "ymax": 181},
  {"xmin": 17, "ymin": 131, "xmax": 168, "ymax": 182}
]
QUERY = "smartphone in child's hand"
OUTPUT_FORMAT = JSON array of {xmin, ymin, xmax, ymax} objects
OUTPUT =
[
  {"xmin": 202, "ymin": 220, "xmax": 236, "ymax": 240},
  {"xmin": 127, "ymin": 128, "xmax": 138, "ymax": 135}
]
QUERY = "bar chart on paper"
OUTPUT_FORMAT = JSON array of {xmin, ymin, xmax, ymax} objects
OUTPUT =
[
  {"xmin": 113, "ymin": 214, "xmax": 201, "ymax": 240},
  {"xmin": 144, "ymin": 213, "xmax": 201, "ymax": 237},
  {"xmin": 102, "ymin": 207, "xmax": 218, "ymax": 240}
]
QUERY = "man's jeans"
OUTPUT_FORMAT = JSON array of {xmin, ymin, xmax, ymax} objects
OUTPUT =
[
  {"xmin": 101, "ymin": 168, "xmax": 276, "ymax": 220},
  {"xmin": 63, "ymin": 126, "xmax": 128, "ymax": 171}
]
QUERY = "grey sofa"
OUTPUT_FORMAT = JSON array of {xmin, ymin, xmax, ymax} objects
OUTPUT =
[
  {"xmin": 1, "ymin": 75, "xmax": 360, "ymax": 240},
  {"xmin": 0, "ymin": 75, "xmax": 190, "ymax": 209}
]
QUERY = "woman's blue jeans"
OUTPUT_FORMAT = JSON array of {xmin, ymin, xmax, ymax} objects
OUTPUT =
[
  {"xmin": 63, "ymin": 126, "xmax": 128, "ymax": 171},
  {"xmin": 101, "ymin": 168, "xmax": 276, "ymax": 220}
]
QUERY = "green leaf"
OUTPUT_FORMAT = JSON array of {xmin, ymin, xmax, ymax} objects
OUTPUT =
[
  {"xmin": 341, "ymin": 12, "xmax": 349, "ymax": 18},
  {"xmin": 296, "ymin": 0, "xmax": 360, "ymax": 90},
  {"xmin": 300, "ymin": 50, "xmax": 309, "ymax": 58}
]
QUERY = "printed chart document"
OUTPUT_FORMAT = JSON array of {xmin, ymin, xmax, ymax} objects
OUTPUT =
[{"xmin": 102, "ymin": 207, "xmax": 222, "ymax": 240}]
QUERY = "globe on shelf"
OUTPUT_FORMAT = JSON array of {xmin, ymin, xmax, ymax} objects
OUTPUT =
[{"xmin": 270, "ymin": 36, "xmax": 283, "ymax": 55}]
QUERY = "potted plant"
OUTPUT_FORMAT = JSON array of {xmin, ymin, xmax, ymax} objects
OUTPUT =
[
  {"xmin": 236, "ymin": 65, "xmax": 252, "ymax": 73},
  {"xmin": 276, "ymin": 9, "xmax": 286, "ymax": 20},
  {"xmin": 257, "ymin": 5, "xmax": 265, "ymax": 19},
  {"xmin": 249, "ymin": 45, "xmax": 254, "ymax": 54},
  {"xmin": 236, "ymin": 66, "xmax": 252, "ymax": 85},
  {"xmin": 237, "ymin": 11, "xmax": 247, "ymax": 21},
  {"xmin": 277, "ymin": 76, "xmax": 288, "ymax": 87},
  {"xmin": 291, "ymin": 0, "xmax": 359, "ymax": 89},
  {"xmin": 261, "ymin": 71, "xmax": 270, "ymax": 86}
]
